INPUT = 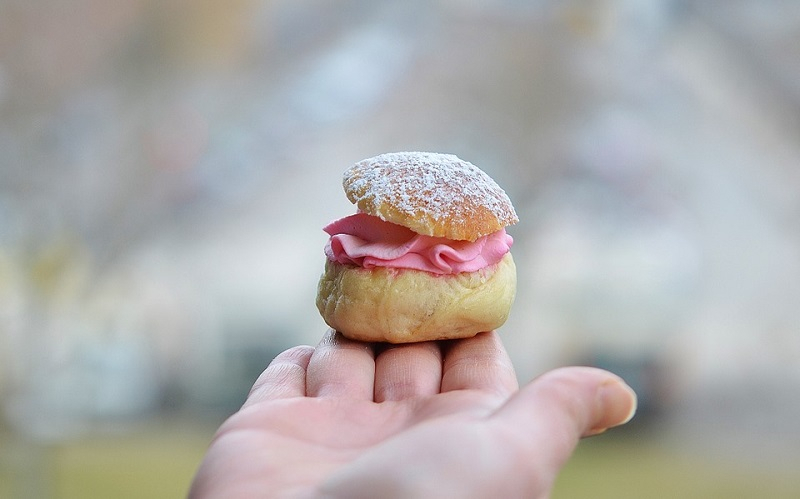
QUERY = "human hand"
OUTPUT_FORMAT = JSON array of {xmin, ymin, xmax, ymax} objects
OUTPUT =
[{"xmin": 189, "ymin": 330, "xmax": 636, "ymax": 498}]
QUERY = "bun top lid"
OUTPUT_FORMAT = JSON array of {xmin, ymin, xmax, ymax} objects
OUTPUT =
[{"xmin": 342, "ymin": 152, "xmax": 518, "ymax": 242}]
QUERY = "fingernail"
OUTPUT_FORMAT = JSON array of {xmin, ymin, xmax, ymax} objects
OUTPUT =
[{"xmin": 587, "ymin": 378, "xmax": 638, "ymax": 436}]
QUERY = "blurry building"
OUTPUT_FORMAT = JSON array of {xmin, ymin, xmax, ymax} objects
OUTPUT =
[{"xmin": 0, "ymin": 0, "xmax": 798, "ymax": 464}]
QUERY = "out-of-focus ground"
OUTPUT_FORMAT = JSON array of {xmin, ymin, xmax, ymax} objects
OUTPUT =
[{"xmin": 2, "ymin": 0, "xmax": 800, "ymax": 497}]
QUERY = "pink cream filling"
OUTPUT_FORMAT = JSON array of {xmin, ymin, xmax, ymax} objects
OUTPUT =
[{"xmin": 324, "ymin": 213, "xmax": 513, "ymax": 275}]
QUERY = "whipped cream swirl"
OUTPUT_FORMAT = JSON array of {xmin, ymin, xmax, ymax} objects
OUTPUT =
[{"xmin": 324, "ymin": 213, "xmax": 512, "ymax": 275}]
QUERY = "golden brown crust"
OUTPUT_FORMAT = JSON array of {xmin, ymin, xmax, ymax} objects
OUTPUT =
[
  {"xmin": 316, "ymin": 253, "xmax": 516, "ymax": 343},
  {"xmin": 343, "ymin": 152, "xmax": 518, "ymax": 242}
]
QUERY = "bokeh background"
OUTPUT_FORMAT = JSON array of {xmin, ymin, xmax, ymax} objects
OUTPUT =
[{"xmin": 2, "ymin": 0, "xmax": 800, "ymax": 497}]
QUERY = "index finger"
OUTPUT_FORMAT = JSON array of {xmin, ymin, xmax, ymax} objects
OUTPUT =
[{"xmin": 440, "ymin": 331, "xmax": 519, "ymax": 396}]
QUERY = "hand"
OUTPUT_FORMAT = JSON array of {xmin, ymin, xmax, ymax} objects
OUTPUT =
[{"xmin": 189, "ymin": 330, "xmax": 637, "ymax": 498}]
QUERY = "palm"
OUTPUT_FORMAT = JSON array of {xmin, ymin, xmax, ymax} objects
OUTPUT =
[{"xmin": 189, "ymin": 331, "xmax": 636, "ymax": 498}]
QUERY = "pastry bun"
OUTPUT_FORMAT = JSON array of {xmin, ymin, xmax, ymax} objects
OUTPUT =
[
  {"xmin": 317, "ymin": 152, "xmax": 518, "ymax": 343},
  {"xmin": 317, "ymin": 254, "xmax": 516, "ymax": 343},
  {"xmin": 343, "ymin": 152, "xmax": 518, "ymax": 242}
]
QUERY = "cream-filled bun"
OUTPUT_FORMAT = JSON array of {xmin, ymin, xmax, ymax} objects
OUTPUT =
[{"xmin": 316, "ymin": 152, "xmax": 518, "ymax": 343}]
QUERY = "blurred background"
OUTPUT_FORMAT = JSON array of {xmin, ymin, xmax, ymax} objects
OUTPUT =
[{"xmin": 1, "ymin": 0, "xmax": 800, "ymax": 497}]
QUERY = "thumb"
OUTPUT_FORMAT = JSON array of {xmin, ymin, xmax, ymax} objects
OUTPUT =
[{"xmin": 490, "ymin": 367, "xmax": 637, "ymax": 485}]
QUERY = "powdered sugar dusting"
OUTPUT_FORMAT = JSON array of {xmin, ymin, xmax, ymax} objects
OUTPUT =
[{"xmin": 343, "ymin": 152, "xmax": 518, "ymax": 241}]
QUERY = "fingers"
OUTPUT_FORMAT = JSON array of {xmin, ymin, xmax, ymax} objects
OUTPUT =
[
  {"xmin": 305, "ymin": 329, "xmax": 377, "ymax": 399},
  {"xmin": 440, "ymin": 331, "xmax": 519, "ymax": 396},
  {"xmin": 243, "ymin": 331, "xmax": 447, "ymax": 404},
  {"xmin": 242, "ymin": 345, "xmax": 314, "ymax": 407},
  {"xmin": 373, "ymin": 341, "xmax": 443, "ymax": 402},
  {"xmin": 490, "ymin": 367, "xmax": 637, "ymax": 481}
]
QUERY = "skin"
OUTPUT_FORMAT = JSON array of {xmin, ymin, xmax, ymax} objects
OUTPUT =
[{"xmin": 189, "ymin": 330, "xmax": 637, "ymax": 498}]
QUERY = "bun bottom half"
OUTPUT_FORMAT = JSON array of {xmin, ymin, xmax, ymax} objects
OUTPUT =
[{"xmin": 316, "ymin": 253, "xmax": 516, "ymax": 343}]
